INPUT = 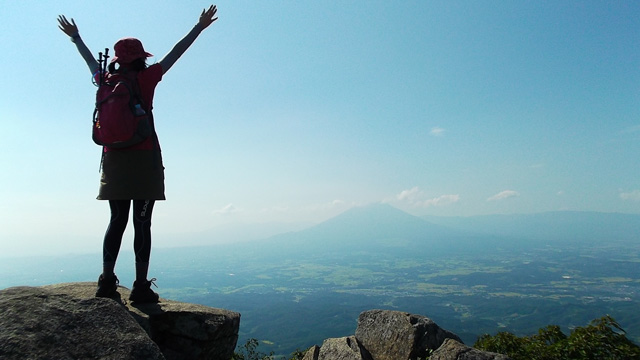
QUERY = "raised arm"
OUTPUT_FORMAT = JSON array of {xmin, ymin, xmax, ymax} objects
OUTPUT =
[
  {"xmin": 57, "ymin": 15, "xmax": 100, "ymax": 75},
  {"xmin": 158, "ymin": 5, "xmax": 218, "ymax": 74}
]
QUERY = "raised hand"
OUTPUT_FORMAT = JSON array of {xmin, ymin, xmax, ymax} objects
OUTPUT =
[
  {"xmin": 198, "ymin": 5, "xmax": 218, "ymax": 29},
  {"xmin": 57, "ymin": 15, "xmax": 79, "ymax": 36}
]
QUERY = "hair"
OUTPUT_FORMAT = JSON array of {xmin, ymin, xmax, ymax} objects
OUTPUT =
[{"xmin": 108, "ymin": 58, "xmax": 148, "ymax": 73}]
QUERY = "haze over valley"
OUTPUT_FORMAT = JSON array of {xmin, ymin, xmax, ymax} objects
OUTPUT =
[{"xmin": 2, "ymin": 204, "xmax": 638, "ymax": 356}]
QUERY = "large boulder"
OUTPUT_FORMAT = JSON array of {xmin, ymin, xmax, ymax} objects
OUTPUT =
[
  {"xmin": 303, "ymin": 309, "xmax": 511, "ymax": 360},
  {"xmin": 0, "ymin": 283, "xmax": 241, "ymax": 360},
  {"xmin": 0, "ymin": 286, "xmax": 165, "ymax": 360},
  {"xmin": 317, "ymin": 336, "xmax": 373, "ymax": 360},
  {"xmin": 131, "ymin": 298, "xmax": 240, "ymax": 360},
  {"xmin": 45, "ymin": 282, "xmax": 240, "ymax": 360},
  {"xmin": 355, "ymin": 309, "xmax": 462, "ymax": 360},
  {"xmin": 429, "ymin": 338, "xmax": 511, "ymax": 360},
  {"xmin": 303, "ymin": 336, "xmax": 373, "ymax": 360}
]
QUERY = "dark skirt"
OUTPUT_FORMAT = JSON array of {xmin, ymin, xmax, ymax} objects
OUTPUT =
[{"xmin": 97, "ymin": 150, "xmax": 165, "ymax": 200}]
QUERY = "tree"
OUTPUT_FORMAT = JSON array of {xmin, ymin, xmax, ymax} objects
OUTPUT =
[
  {"xmin": 474, "ymin": 315, "xmax": 640, "ymax": 360},
  {"xmin": 232, "ymin": 338, "xmax": 306, "ymax": 360},
  {"xmin": 232, "ymin": 339, "xmax": 274, "ymax": 360}
]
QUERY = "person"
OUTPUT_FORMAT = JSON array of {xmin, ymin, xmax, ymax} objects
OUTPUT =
[{"xmin": 57, "ymin": 6, "xmax": 218, "ymax": 303}]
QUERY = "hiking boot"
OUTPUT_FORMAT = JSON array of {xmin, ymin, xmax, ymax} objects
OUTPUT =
[
  {"xmin": 129, "ymin": 278, "xmax": 159, "ymax": 303},
  {"xmin": 95, "ymin": 274, "xmax": 119, "ymax": 298}
]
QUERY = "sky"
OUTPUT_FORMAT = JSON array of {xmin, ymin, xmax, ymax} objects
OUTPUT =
[{"xmin": 1, "ymin": 0, "xmax": 639, "ymax": 257}]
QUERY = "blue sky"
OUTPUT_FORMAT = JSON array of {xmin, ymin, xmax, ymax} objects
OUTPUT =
[{"xmin": 1, "ymin": 1, "xmax": 638, "ymax": 257}]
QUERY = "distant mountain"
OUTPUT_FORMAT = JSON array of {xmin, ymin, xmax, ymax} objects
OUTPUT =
[
  {"xmin": 233, "ymin": 205, "xmax": 640, "ymax": 260},
  {"xmin": 303, "ymin": 203, "xmax": 455, "ymax": 241},
  {"xmin": 423, "ymin": 211, "xmax": 640, "ymax": 243},
  {"xmin": 261, "ymin": 203, "xmax": 462, "ymax": 256}
]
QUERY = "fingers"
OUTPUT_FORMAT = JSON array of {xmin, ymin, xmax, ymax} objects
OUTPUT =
[
  {"xmin": 208, "ymin": 5, "xmax": 218, "ymax": 22},
  {"xmin": 198, "ymin": 5, "xmax": 218, "ymax": 27},
  {"xmin": 57, "ymin": 15, "xmax": 78, "ymax": 36},
  {"xmin": 57, "ymin": 15, "xmax": 73, "ymax": 27},
  {"xmin": 203, "ymin": 5, "xmax": 217, "ymax": 17}
]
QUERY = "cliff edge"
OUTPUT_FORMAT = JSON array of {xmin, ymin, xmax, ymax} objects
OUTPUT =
[{"xmin": 0, "ymin": 283, "xmax": 240, "ymax": 360}]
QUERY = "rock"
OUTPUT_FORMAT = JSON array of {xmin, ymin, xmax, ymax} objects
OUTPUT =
[
  {"xmin": 307, "ymin": 310, "xmax": 511, "ymax": 359},
  {"xmin": 429, "ymin": 339, "xmax": 511, "ymax": 360},
  {"xmin": 314, "ymin": 336, "xmax": 373, "ymax": 360},
  {"xmin": 133, "ymin": 300, "xmax": 240, "ymax": 360},
  {"xmin": 0, "ymin": 283, "xmax": 240, "ymax": 360},
  {"xmin": 46, "ymin": 282, "xmax": 240, "ymax": 360},
  {"xmin": 0, "ymin": 286, "xmax": 165, "ymax": 360},
  {"xmin": 302, "ymin": 345, "xmax": 320, "ymax": 360},
  {"xmin": 355, "ymin": 309, "xmax": 463, "ymax": 360}
]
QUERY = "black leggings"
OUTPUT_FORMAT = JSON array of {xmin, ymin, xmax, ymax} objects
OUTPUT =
[{"xmin": 103, "ymin": 200, "xmax": 155, "ymax": 265}]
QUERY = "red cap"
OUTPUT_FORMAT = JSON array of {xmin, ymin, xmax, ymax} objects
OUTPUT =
[{"xmin": 111, "ymin": 37, "xmax": 153, "ymax": 64}]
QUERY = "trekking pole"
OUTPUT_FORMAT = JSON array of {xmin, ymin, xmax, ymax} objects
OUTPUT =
[
  {"xmin": 103, "ymin": 48, "xmax": 109, "ymax": 72},
  {"xmin": 99, "ymin": 48, "xmax": 109, "ymax": 86},
  {"xmin": 97, "ymin": 51, "xmax": 103, "ymax": 86}
]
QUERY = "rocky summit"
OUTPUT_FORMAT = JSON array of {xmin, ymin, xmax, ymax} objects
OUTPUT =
[
  {"xmin": 302, "ymin": 309, "xmax": 510, "ymax": 360},
  {"xmin": 0, "ymin": 283, "xmax": 240, "ymax": 360},
  {"xmin": 0, "ymin": 282, "xmax": 509, "ymax": 360}
]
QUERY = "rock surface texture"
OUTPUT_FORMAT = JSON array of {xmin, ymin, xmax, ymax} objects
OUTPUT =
[
  {"xmin": 429, "ymin": 338, "xmax": 511, "ymax": 360},
  {"xmin": 316, "ymin": 336, "xmax": 373, "ymax": 360},
  {"xmin": 304, "ymin": 309, "xmax": 511, "ymax": 360},
  {"xmin": 356, "ymin": 309, "xmax": 463, "ymax": 360},
  {"xmin": 0, "ymin": 283, "xmax": 240, "ymax": 360}
]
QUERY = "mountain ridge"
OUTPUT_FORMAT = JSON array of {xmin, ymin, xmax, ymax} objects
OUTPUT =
[
  {"xmin": 249, "ymin": 205, "xmax": 640, "ymax": 257},
  {"xmin": 181, "ymin": 205, "xmax": 640, "ymax": 251},
  {"xmin": 422, "ymin": 210, "xmax": 640, "ymax": 243},
  {"xmin": 262, "ymin": 203, "xmax": 459, "ymax": 255}
]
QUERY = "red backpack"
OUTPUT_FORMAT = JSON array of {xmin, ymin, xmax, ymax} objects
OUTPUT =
[{"xmin": 92, "ymin": 49, "xmax": 152, "ymax": 148}]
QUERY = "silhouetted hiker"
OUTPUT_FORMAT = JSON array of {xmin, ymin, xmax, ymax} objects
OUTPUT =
[{"xmin": 57, "ymin": 5, "xmax": 218, "ymax": 303}]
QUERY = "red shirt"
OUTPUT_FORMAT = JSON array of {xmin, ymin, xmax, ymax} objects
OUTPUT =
[{"xmin": 102, "ymin": 63, "xmax": 164, "ymax": 152}]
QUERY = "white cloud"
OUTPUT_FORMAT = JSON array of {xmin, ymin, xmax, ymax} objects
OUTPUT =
[
  {"xmin": 331, "ymin": 199, "xmax": 346, "ymax": 207},
  {"xmin": 620, "ymin": 190, "xmax": 640, "ymax": 201},
  {"xmin": 214, "ymin": 203, "xmax": 241, "ymax": 215},
  {"xmin": 418, "ymin": 194, "xmax": 460, "ymax": 207},
  {"xmin": 487, "ymin": 190, "xmax": 520, "ymax": 201},
  {"xmin": 396, "ymin": 186, "xmax": 423, "ymax": 202},
  {"xmin": 391, "ymin": 187, "xmax": 459, "ymax": 208},
  {"xmin": 430, "ymin": 127, "xmax": 446, "ymax": 137}
]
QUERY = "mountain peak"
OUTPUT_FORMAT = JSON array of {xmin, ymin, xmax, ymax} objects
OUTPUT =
[
  {"xmin": 320, "ymin": 202, "xmax": 423, "ymax": 226},
  {"xmin": 266, "ymin": 203, "xmax": 454, "ymax": 252}
]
